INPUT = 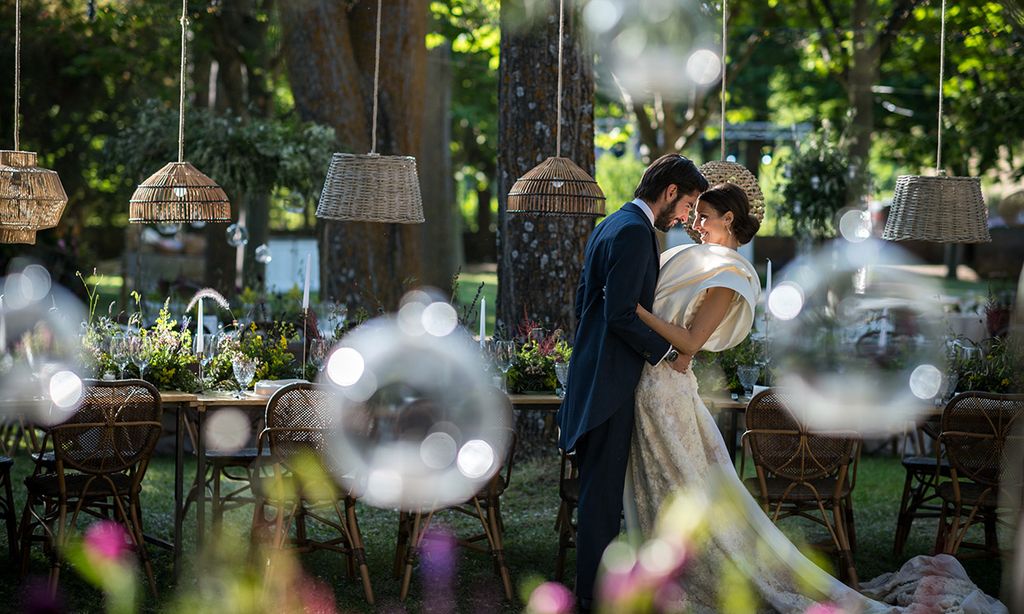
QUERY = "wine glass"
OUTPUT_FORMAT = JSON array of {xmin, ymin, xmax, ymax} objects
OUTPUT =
[
  {"xmin": 232, "ymin": 355, "xmax": 259, "ymax": 398},
  {"xmin": 554, "ymin": 360, "xmax": 570, "ymax": 399},
  {"xmin": 109, "ymin": 335, "xmax": 130, "ymax": 380},
  {"xmin": 737, "ymin": 365, "xmax": 760, "ymax": 399},
  {"xmin": 198, "ymin": 334, "xmax": 217, "ymax": 391},
  {"xmin": 309, "ymin": 338, "xmax": 330, "ymax": 376},
  {"xmin": 127, "ymin": 332, "xmax": 149, "ymax": 380},
  {"xmin": 494, "ymin": 340, "xmax": 516, "ymax": 392}
]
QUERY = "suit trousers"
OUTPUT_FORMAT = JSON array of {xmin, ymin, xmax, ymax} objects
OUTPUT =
[{"xmin": 573, "ymin": 400, "xmax": 635, "ymax": 604}]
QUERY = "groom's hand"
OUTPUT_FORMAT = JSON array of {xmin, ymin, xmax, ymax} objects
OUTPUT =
[{"xmin": 669, "ymin": 353, "xmax": 692, "ymax": 374}]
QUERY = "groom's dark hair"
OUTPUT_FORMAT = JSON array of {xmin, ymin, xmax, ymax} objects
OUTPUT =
[{"xmin": 634, "ymin": 154, "xmax": 708, "ymax": 203}]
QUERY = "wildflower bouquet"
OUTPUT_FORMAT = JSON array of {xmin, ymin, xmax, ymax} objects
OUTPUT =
[
  {"xmin": 207, "ymin": 321, "xmax": 299, "ymax": 388},
  {"xmin": 505, "ymin": 317, "xmax": 572, "ymax": 393}
]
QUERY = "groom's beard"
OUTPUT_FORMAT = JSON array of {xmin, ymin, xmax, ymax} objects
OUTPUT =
[{"xmin": 653, "ymin": 194, "xmax": 684, "ymax": 232}]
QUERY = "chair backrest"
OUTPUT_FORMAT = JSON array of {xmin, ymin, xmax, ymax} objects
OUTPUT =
[
  {"xmin": 262, "ymin": 382, "xmax": 334, "ymax": 464},
  {"xmin": 744, "ymin": 389, "xmax": 857, "ymax": 482},
  {"xmin": 940, "ymin": 391, "xmax": 1024, "ymax": 488},
  {"xmin": 50, "ymin": 379, "xmax": 163, "ymax": 475}
]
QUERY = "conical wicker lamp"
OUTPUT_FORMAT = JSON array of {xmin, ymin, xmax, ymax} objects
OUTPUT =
[
  {"xmin": 316, "ymin": 0, "xmax": 423, "ymax": 224},
  {"xmin": 692, "ymin": 0, "xmax": 763, "ymax": 242},
  {"xmin": 0, "ymin": 1, "xmax": 69, "ymax": 244},
  {"xmin": 506, "ymin": 0, "xmax": 606, "ymax": 217},
  {"xmin": 883, "ymin": 0, "xmax": 989, "ymax": 244},
  {"xmin": 130, "ymin": 0, "xmax": 230, "ymax": 224}
]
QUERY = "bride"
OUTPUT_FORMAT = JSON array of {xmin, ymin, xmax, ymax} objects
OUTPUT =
[{"xmin": 621, "ymin": 182, "xmax": 1006, "ymax": 613}]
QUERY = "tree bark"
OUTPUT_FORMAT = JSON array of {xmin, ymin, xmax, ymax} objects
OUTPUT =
[
  {"xmin": 846, "ymin": 0, "xmax": 879, "ymax": 207},
  {"xmin": 497, "ymin": 0, "xmax": 595, "ymax": 337},
  {"xmin": 280, "ymin": 0, "xmax": 427, "ymax": 312}
]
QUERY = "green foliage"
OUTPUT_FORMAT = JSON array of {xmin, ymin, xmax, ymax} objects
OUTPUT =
[
  {"xmin": 951, "ymin": 336, "xmax": 1024, "ymax": 393},
  {"xmin": 693, "ymin": 335, "xmax": 767, "ymax": 394},
  {"xmin": 504, "ymin": 319, "xmax": 572, "ymax": 393},
  {"xmin": 136, "ymin": 304, "xmax": 200, "ymax": 392},
  {"xmin": 595, "ymin": 151, "xmax": 646, "ymax": 219},
  {"xmin": 778, "ymin": 126, "xmax": 850, "ymax": 240},
  {"xmin": 207, "ymin": 322, "xmax": 299, "ymax": 387}
]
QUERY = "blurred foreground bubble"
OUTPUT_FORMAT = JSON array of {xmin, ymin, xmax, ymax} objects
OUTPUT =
[
  {"xmin": 0, "ymin": 270, "xmax": 87, "ymax": 425},
  {"xmin": 322, "ymin": 292, "xmax": 511, "ymax": 512},
  {"xmin": 769, "ymin": 239, "xmax": 946, "ymax": 434},
  {"xmin": 206, "ymin": 408, "xmax": 251, "ymax": 453}
]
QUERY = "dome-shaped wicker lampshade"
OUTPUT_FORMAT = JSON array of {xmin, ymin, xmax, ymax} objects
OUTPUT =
[
  {"xmin": 0, "ymin": 150, "xmax": 68, "ymax": 243},
  {"xmin": 507, "ymin": 156, "xmax": 606, "ymax": 216},
  {"xmin": 883, "ymin": 174, "xmax": 990, "ymax": 243},
  {"xmin": 316, "ymin": 153, "xmax": 424, "ymax": 223},
  {"xmin": 693, "ymin": 160, "xmax": 765, "ymax": 242},
  {"xmin": 129, "ymin": 161, "xmax": 232, "ymax": 223}
]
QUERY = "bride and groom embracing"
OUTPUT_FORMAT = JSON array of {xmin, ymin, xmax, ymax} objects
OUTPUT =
[{"xmin": 557, "ymin": 154, "xmax": 1006, "ymax": 613}]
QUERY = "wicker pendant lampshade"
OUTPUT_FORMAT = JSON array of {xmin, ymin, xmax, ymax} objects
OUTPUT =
[
  {"xmin": 130, "ymin": 0, "xmax": 230, "ymax": 224},
  {"xmin": 883, "ymin": 0, "xmax": 990, "ymax": 244},
  {"xmin": 687, "ymin": 0, "xmax": 763, "ymax": 242},
  {"xmin": 506, "ymin": 0, "xmax": 606, "ymax": 217},
  {"xmin": 316, "ymin": 0, "xmax": 423, "ymax": 224},
  {"xmin": 0, "ymin": 1, "xmax": 69, "ymax": 244},
  {"xmin": 130, "ymin": 161, "xmax": 230, "ymax": 223}
]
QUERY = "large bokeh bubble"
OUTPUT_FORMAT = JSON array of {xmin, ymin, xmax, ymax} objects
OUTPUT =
[
  {"xmin": 767, "ymin": 239, "xmax": 947, "ymax": 434},
  {"xmin": 0, "ymin": 267, "xmax": 87, "ymax": 426},
  {"xmin": 321, "ymin": 292, "xmax": 511, "ymax": 512},
  {"xmin": 584, "ymin": 0, "xmax": 718, "ymax": 101}
]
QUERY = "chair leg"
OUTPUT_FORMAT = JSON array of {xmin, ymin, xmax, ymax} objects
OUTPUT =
[
  {"xmin": 211, "ymin": 462, "xmax": 223, "ymax": 534},
  {"xmin": 934, "ymin": 499, "xmax": 951, "ymax": 555},
  {"xmin": 892, "ymin": 469, "xmax": 916, "ymax": 556},
  {"xmin": 831, "ymin": 500, "xmax": 858, "ymax": 588},
  {"xmin": 400, "ymin": 512, "xmax": 424, "ymax": 601},
  {"xmin": 126, "ymin": 494, "xmax": 158, "ymax": 598},
  {"xmin": 485, "ymin": 499, "xmax": 513, "ymax": 600},
  {"xmin": 983, "ymin": 511, "xmax": 998, "ymax": 556},
  {"xmin": 2, "ymin": 467, "xmax": 18, "ymax": 562},
  {"xmin": 844, "ymin": 494, "xmax": 857, "ymax": 554},
  {"xmin": 554, "ymin": 503, "xmax": 569, "ymax": 582},
  {"xmin": 343, "ymin": 498, "xmax": 374, "ymax": 604},
  {"xmin": 394, "ymin": 511, "xmax": 410, "ymax": 580}
]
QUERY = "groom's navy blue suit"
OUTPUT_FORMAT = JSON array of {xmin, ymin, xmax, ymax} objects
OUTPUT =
[{"xmin": 558, "ymin": 201, "xmax": 671, "ymax": 605}]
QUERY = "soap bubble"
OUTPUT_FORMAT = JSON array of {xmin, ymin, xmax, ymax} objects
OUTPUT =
[
  {"xmin": 322, "ymin": 293, "xmax": 511, "ymax": 512},
  {"xmin": 206, "ymin": 408, "xmax": 251, "ymax": 453},
  {"xmin": 226, "ymin": 223, "xmax": 249, "ymax": 247},
  {"xmin": 0, "ymin": 270, "xmax": 87, "ymax": 426},
  {"xmin": 285, "ymin": 193, "xmax": 306, "ymax": 215},
  {"xmin": 254, "ymin": 244, "xmax": 272, "ymax": 264},
  {"xmin": 768, "ymin": 239, "xmax": 946, "ymax": 434}
]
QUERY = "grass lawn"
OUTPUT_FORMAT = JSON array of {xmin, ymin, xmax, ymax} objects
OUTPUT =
[{"xmin": 0, "ymin": 435, "xmax": 1009, "ymax": 613}]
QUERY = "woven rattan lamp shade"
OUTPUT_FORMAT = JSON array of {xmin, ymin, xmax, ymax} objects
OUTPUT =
[
  {"xmin": 883, "ymin": 174, "xmax": 990, "ymax": 243},
  {"xmin": 507, "ymin": 156, "xmax": 606, "ymax": 217},
  {"xmin": 0, "ymin": 150, "xmax": 68, "ymax": 243},
  {"xmin": 129, "ymin": 161, "xmax": 231, "ymax": 223},
  {"xmin": 693, "ymin": 160, "xmax": 765, "ymax": 242},
  {"xmin": 316, "ymin": 153, "xmax": 424, "ymax": 223}
]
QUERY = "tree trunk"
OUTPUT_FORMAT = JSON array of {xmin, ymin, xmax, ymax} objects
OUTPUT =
[
  {"xmin": 280, "ymin": 0, "xmax": 427, "ymax": 312},
  {"xmin": 497, "ymin": 0, "xmax": 595, "ymax": 337},
  {"xmin": 847, "ymin": 0, "xmax": 879, "ymax": 207},
  {"xmin": 418, "ymin": 43, "xmax": 460, "ymax": 291}
]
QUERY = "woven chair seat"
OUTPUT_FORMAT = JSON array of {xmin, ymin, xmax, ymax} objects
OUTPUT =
[
  {"xmin": 205, "ymin": 447, "xmax": 267, "ymax": 461},
  {"xmin": 744, "ymin": 476, "xmax": 852, "ymax": 502},
  {"xmin": 25, "ymin": 472, "xmax": 132, "ymax": 498},
  {"xmin": 0, "ymin": 456, "xmax": 11, "ymax": 468},
  {"xmin": 936, "ymin": 481, "xmax": 1002, "ymax": 509}
]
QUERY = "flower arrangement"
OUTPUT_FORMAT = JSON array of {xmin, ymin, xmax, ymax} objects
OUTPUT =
[
  {"xmin": 207, "ymin": 321, "xmax": 299, "ymax": 388},
  {"xmin": 692, "ymin": 335, "xmax": 767, "ymax": 395},
  {"xmin": 950, "ymin": 336, "xmax": 1023, "ymax": 394},
  {"xmin": 505, "ymin": 317, "xmax": 572, "ymax": 394},
  {"xmin": 135, "ymin": 303, "xmax": 199, "ymax": 391}
]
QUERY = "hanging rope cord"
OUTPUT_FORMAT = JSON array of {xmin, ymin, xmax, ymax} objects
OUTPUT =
[
  {"xmin": 555, "ymin": 0, "xmax": 565, "ymax": 158},
  {"xmin": 13, "ymin": 0, "xmax": 20, "ymax": 151},
  {"xmin": 720, "ymin": 0, "xmax": 728, "ymax": 160},
  {"xmin": 936, "ymin": 0, "xmax": 946, "ymax": 172},
  {"xmin": 370, "ymin": 0, "xmax": 383, "ymax": 155},
  {"xmin": 178, "ymin": 0, "xmax": 188, "ymax": 163}
]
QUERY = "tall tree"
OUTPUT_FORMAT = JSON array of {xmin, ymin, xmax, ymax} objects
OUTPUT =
[
  {"xmin": 497, "ymin": 0, "xmax": 595, "ymax": 335},
  {"xmin": 279, "ymin": 0, "xmax": 428, "ymax": 312}
]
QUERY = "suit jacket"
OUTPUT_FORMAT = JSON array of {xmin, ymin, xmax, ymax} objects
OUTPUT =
[{"xmin": 557, "ymin": 201, "xmax": 671, "ymax": 451}]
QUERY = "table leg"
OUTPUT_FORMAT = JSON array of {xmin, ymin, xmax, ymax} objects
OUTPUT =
[
  {"xmin": 174, "ymin": 405, "xmax": 184, "ymax": 579},
  {"xmin": 196, "ymin": 408, "xmax": 206, "ymax": 550},
  {"xmin": 727, "ymin": 409, "xmax": 739, "ymax": 463}
]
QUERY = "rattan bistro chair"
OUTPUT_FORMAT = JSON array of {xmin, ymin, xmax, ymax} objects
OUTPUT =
[
  {"xmin": 1, "ymin": 456, "xmax": 17, "ymax": 560},
  {"xmin": 395, "ymin": 393, "xmax": 517, "ymax": 601},
  {"xmin": 250, "ymin": 383, "xmax": 374, "ymax": 604},
  {"xmin": 553, "ymin": 449, "xmax": 578, "ymax": 582},
  {"xmin": 17, "ymin": 380, "xmax": 162, "ymax": 595},
  {"xmin": 893, "ymin": 412, "xmax": 951, "ymax": 556},
  {"xmin": 741, "ymin": 389, "xmax": 861, "ymax": 585},
  {"xmin": 934, "ymin": 392, "xmax": 1024, "ymax": 558}
]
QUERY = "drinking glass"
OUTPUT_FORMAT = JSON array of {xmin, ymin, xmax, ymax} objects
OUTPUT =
[
  {"xmin": 128, "ymin": 333, "xmax": 149, "ymax": 379},
  {"xmin": 309, "ymin": 338, "xmax": 331, "ymax": 376},
  {"xmin": 554, "ymin": 361, "xmax": 570, "ymax": 399},
  {"xmin": 494, "ymin": 340, "xmax": 516, "ymax": 392},
  {"xmin": 110, "ymin": 335, "xmax": 130, "ymax": 379},
  {"xmin": 737, "ymin": 365, "xmax": 760, "ymax": 399},
  {"xmin": 232, "ymin": 355, "xmax": 259, "ymax": 398},
  {"xmin": 199, "ymin": 334, "xmax": 217, "ymax": 390}
]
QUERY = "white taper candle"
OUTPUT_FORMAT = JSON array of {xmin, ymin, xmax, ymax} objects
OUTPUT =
[
  {"xmin": 196, "ymin": 299, "xmax": 204, "ymax": 353},
  {"xmin": 479, "ymin": 297, "xmax": 486, "ymax": 346},
  {"xmin": 302, "ymin": 253, "xmax": 312, "ymax": 310}
]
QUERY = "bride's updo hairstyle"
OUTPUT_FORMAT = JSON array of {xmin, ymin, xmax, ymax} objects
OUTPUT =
[{"xmin": 699, "ymin": 182, "xmax": 761, "ymax": 245}]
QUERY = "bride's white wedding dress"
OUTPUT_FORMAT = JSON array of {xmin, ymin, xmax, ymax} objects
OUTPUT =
[{"xmin": 624, "ymin": 243, "xmax": 1006, "ymax": 613}]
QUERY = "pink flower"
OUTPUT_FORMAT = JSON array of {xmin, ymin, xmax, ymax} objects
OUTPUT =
[
  {"xmin": 84, "ymin": 521, "xmax": 129, "ymax": 561},
  {"xmin": 805, "ymin": 603, "xmax": 845, "ymax": 614}
]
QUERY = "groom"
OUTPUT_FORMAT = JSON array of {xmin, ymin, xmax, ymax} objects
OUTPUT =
[{"xmin": 558, "ymin": 153, "xmax": 707, "ymax": 610}]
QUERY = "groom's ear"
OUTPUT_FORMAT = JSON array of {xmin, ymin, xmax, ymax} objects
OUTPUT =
[{"xmin": 663, "ymin": 184, "xmax": 677, "ymax": 203}]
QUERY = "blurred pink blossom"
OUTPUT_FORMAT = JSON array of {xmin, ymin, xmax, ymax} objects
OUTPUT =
[
  {"xmin": 526, "ymin": 582, "xmax": 574, "ymax": 614},
  {"xmin": 84, "ymin": 521, "xmax": 129, "ymax": 561},
  {"xmin": 805, "ymin": 603, "xmax": 845, "ymax": 614}
]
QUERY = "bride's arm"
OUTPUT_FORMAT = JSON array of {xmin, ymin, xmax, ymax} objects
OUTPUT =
[{"xmin": 635, "ymin": 287, "xmax": 736, "ymax": 355}]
